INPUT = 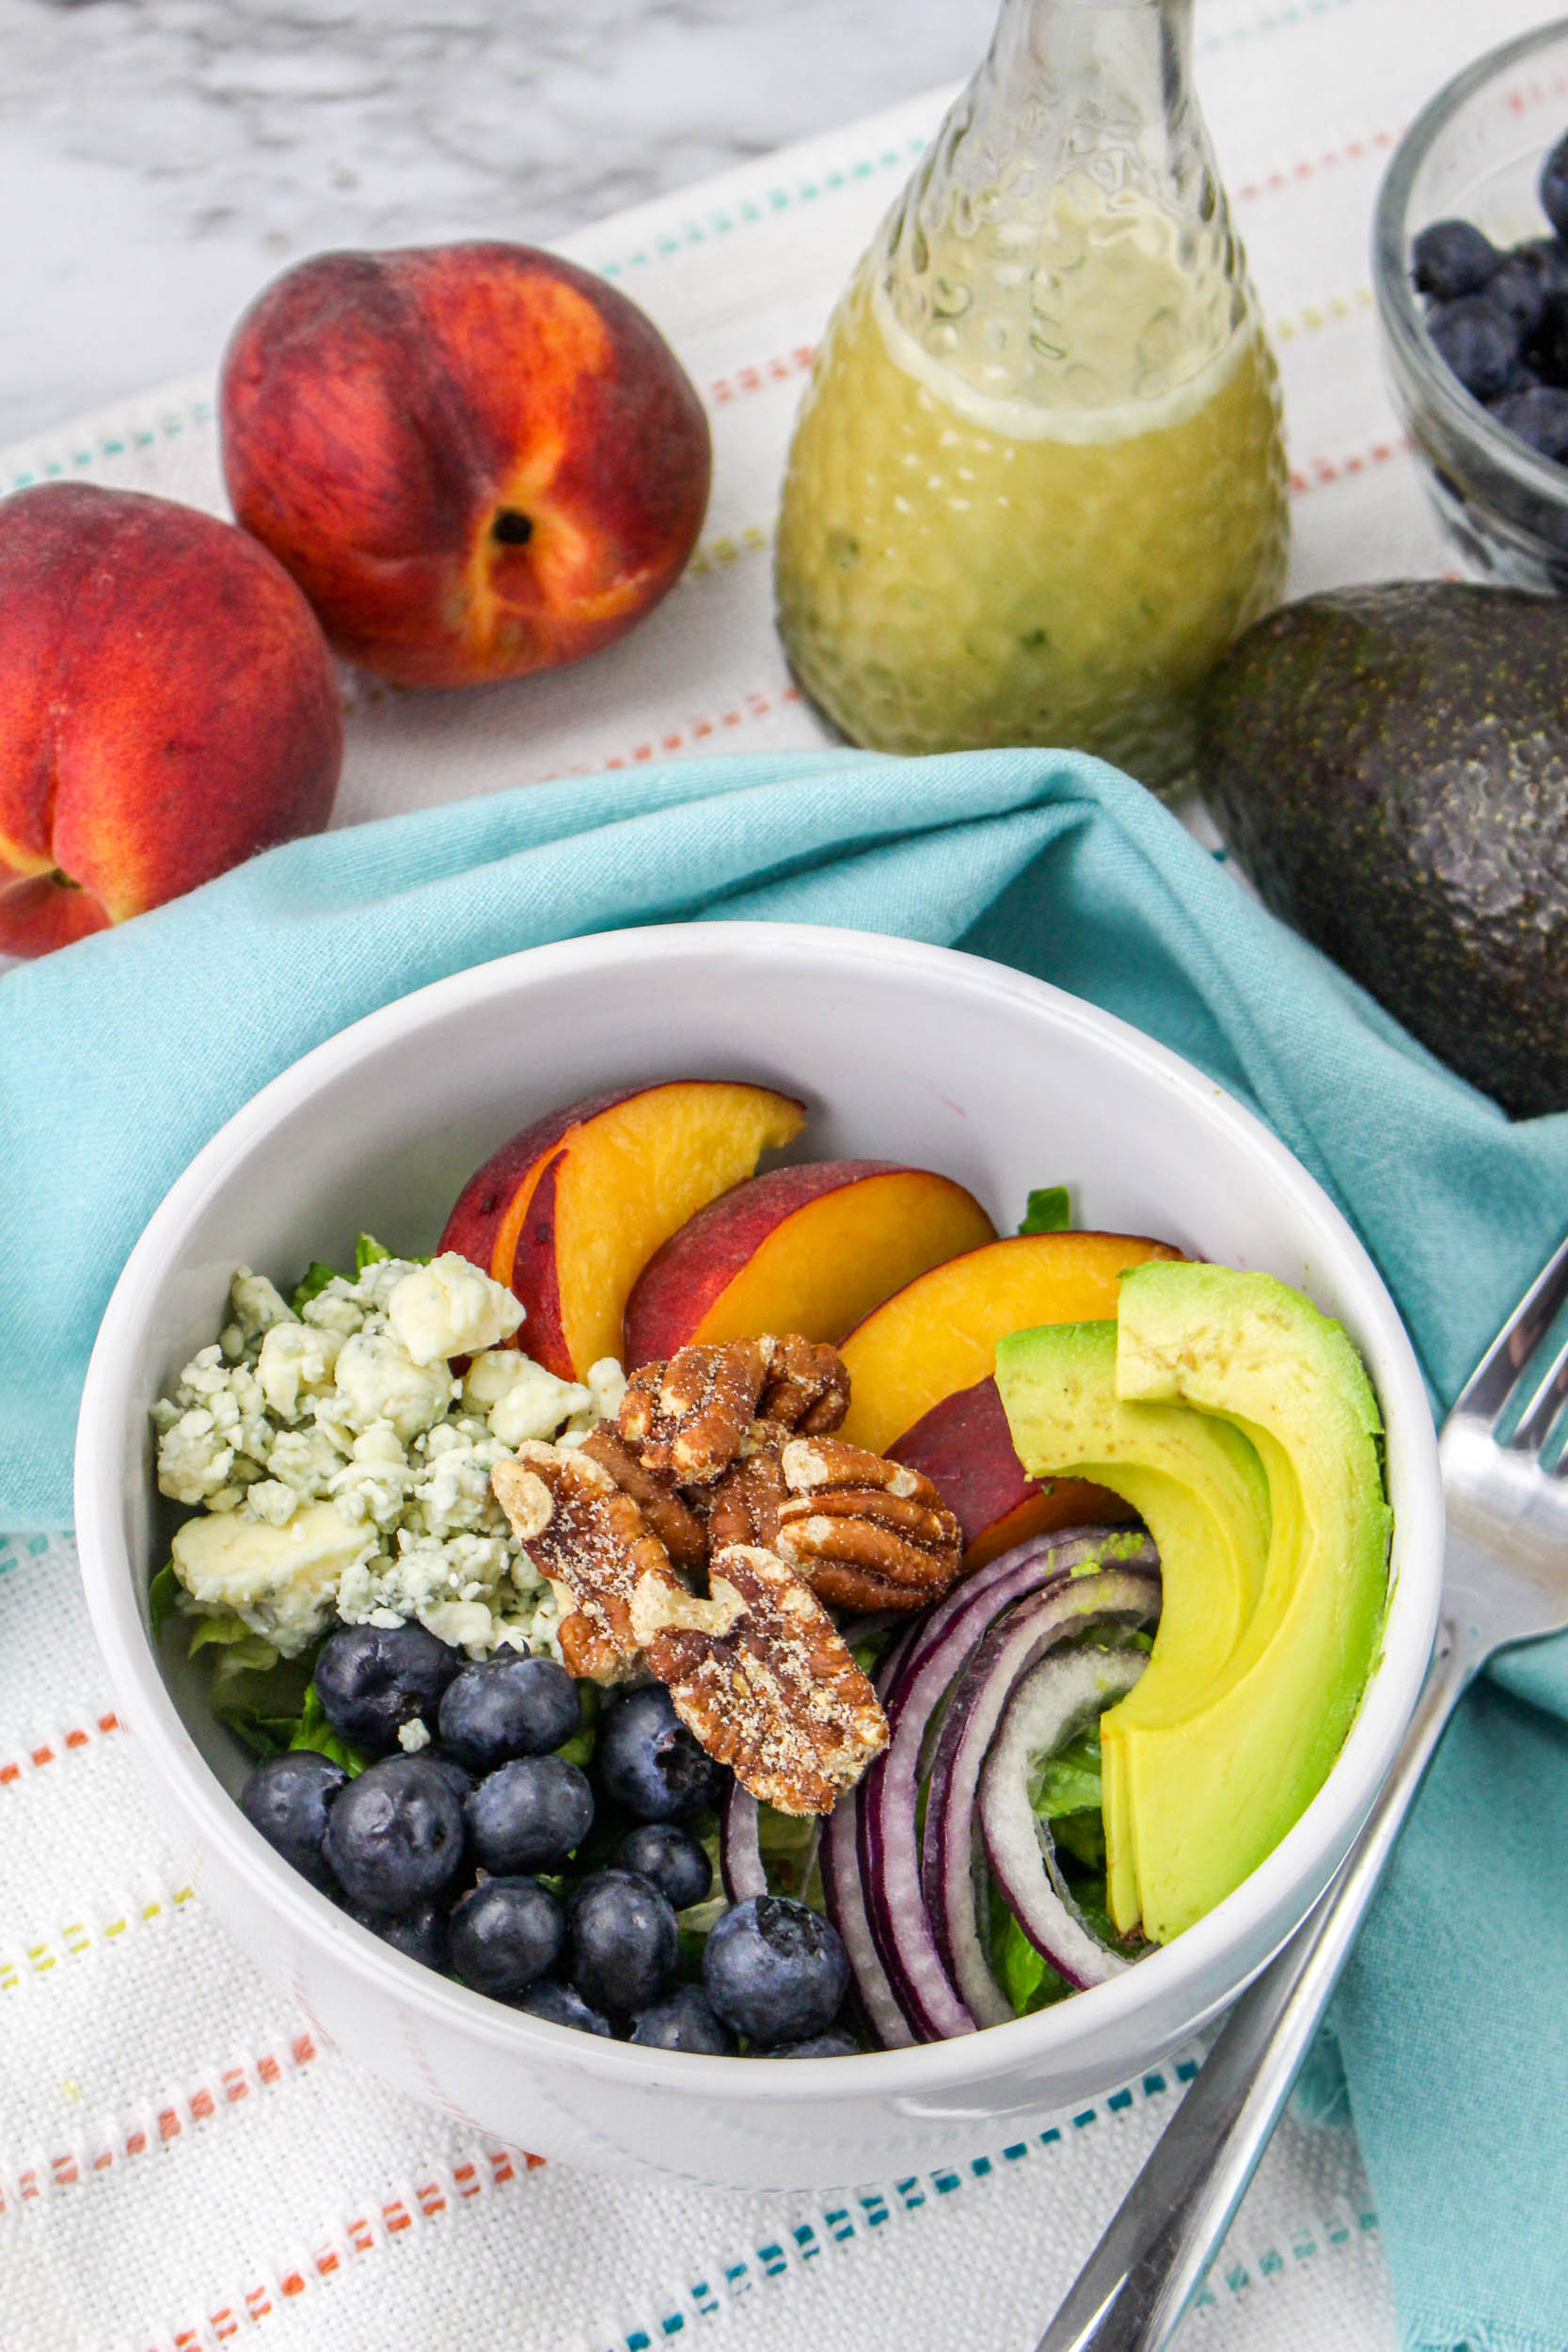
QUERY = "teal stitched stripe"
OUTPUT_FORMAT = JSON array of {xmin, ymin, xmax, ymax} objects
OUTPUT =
[
  {"xmin": 599, "ymin": 2063, "xmax": 1381, "ymax": 2352},
  {"xmin": 596, "ymin": 135, "xmax": 928, "ymax": 279}
]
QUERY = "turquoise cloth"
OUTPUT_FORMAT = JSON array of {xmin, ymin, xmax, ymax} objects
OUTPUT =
[{"xmin": 3, "ymin": 743, "xmax": 1565, "ymax": 2347}]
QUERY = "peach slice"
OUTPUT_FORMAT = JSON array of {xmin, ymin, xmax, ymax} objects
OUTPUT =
[
  {"xmin": 438, "ymin": 1081, "xmax": 805, "ymax": 1380},
  {"xmin": 622, "ymin": 1160, "xmax": 996, "ymax": 1367},
  {"xmin": 887, "ymin": 1375, "xmax": 1135, "ymax": 1571},
  {"xmin": 838, "ymin": 1230, "xmax": 1183, "ymax": 1457}
]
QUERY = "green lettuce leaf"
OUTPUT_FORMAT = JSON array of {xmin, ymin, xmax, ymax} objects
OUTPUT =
[
  {"xmin": 1018, "ymin": 1184, "xmax": 1072, "ymax": 1235},
  {"xmin": 148, "ymin": 1562, "xmax": 182, "ymax": 1630},
  {"xmin": 288, "ymin": 1684, "xmax": 372, "ymax": 1776},
  {"xmin": 291, "ymin": 1261, "xmax": 342, "ymax": 1313},
  {"xmin": 355, "ymin": 1233, "xmax": 393, "ymax": 1271}
]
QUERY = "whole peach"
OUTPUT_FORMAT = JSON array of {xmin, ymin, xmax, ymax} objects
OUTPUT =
[
  {"xmin": 218, "ymin": 241, "xmax": 713, "ymax": 688},
  {"xmin": 0, "ymin": 484, "xmax": 342, "ymax": 958}
]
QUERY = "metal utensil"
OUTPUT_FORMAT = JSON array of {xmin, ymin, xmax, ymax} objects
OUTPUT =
[{"xmin": 1037, "ymin": 1231, "xmax": 1568, "ymax": 2352}]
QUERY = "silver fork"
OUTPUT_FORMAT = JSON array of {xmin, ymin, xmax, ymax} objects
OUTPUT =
[{"xmin": 1036, "ymin": 1232, "xmax": 1568, "ymax": 2352}]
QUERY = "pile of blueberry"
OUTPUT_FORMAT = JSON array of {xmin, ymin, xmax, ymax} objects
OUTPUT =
[
  {"xmin": 1411, "ymin": 132, "xmax": 1568, "ymax": 462},
  {"xmin": 239, "ymin": 1622, "xmax": 858, "ymax": 2057}
]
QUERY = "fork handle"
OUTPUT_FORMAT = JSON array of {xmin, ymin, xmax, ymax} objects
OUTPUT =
[{"xmin": 1035, "ymin": 1621, "xmax": 1475, "ymax": 2352}]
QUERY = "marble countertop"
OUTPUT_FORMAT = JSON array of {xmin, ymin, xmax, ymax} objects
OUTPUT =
[{"xmin": 1, "ymin": 0, "xmax": 994, "ymax": 446}]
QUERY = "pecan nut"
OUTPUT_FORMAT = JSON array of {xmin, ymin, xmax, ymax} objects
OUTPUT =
[
  {"xmin": 774, "ymin": 1437, "xmax": 964, "ymax": 1613},
  {"xmin": 706, "ymin": 1423, "xmax": 786, "ymax": 1552},
  {"xmin": 578, "ymin": 1422, "xmax": 707, "ymax": 1572},
  {"xmin": 756, "ymin": 1335, "xmax": 850, "ymax": 1437},
  {"xmin": 640, "ymin": 1541, "xmax": 889, "ymax": 1815},
  {"xmin": 618, "ymin": 1340, "xmax": 772, "ymax": 1484},
  {"xmin": 491, "ymin": 1441, "xmax": 689, "ymax": 1683}
]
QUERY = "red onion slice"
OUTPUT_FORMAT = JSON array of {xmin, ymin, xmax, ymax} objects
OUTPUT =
[
  {"xmin": 821, "ymin": 1788, "xmax": 914, "ymax": 2049},
  {"xmin": 720, "ymin": 1783, "xmax": 768, "ymax": 1903},
  {"xmin": 979, "ymin": 1645, "xmax": 1150, "ymax": 1991},
  {"xmin": 859, "ymin": 1528, "xmax": 1160, "ymax": 2042},
  {"xmin": 922, "ymin": 1565, "xmax": 1159, "ymax": 2024}
]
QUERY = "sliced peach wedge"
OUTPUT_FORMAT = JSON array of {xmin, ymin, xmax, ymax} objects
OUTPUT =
[
  {"xmin": 839, "ymin": 1230, "xmax": 1184, "ymax": 1569},
  {"xmin": 439, "ymin": 1082, "xmax": 805, "ymax": 1379},
  {"xmin": 623, "ymin": 1160, "xmax": 996, "ymax": 1367}
]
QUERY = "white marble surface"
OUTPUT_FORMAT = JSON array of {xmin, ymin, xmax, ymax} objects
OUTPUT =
[{"xmin": 0, "ymin": 0, "xmax": 994, "ymax": 445}]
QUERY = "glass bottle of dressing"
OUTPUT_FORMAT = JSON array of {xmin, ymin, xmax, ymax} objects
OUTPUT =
[{"xmin": 774, "ymin": 0, "xmax": 1289, "ymax": 791}]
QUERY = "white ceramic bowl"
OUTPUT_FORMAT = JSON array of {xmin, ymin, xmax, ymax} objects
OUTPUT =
[{"xmin": 75, "ymin": 923, "xmax": 1442, "ymax": 2191}]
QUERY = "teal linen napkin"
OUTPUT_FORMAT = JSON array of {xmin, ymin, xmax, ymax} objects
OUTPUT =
[{"xmin": 4, "ymin": 742, "xmax": 1565, "ymax": 2349}]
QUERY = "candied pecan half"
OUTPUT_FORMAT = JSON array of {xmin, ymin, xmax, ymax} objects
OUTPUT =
[
  {"xmin": 757, "ymin": 1335, "xmax": 850, "ymax": 1437},
  {"xmin": 774, "ymin": 1437, "xmax": 964, "ymax": 1613},
  {"xmin": 618, "ymin": 1340, "xmax": 772, "ymax": 1485},
  {"xmin": 578, "ymin": 1423, "xmax": 707, "ymax": 1572},
  {"xmin": 491, "ymin": 1442, "xmax": 688, "ymax": 1683},
  {"xmin": 636, "ymin": 1542, "xmax": 889, "ymax": 1815},
  {"xmin": 706, "ymin": 1423, "xmax": 787, "ymax": 1551}
]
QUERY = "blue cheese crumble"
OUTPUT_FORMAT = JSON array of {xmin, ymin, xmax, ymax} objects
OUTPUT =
[{"xmin": 153, "ymin": 1251, "xmax": 621, "ymax": 1660}]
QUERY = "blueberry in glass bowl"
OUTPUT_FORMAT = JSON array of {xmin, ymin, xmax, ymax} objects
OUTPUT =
[{"xmin": 1375, "ymin": 24, "xmax": 1568, "ymax": 590}]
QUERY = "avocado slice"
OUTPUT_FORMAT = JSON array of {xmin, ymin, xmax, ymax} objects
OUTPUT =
[
  {"xmin": 1196, "ymin": 580, "xmax": 1568, "ymax": 1119},
  {"xmin": 1111, "ymin": 1262, "xmax": 1390, "ymax": 1943},
  {"xmin": 995, "ymin": 1318, "xmax": 1273, "ymax": 1932}
]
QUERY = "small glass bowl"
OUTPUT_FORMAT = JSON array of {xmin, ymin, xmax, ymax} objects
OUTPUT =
[{"xmin": 1374, "ymin": 19, "xmax": 1568, "ymax": 590}]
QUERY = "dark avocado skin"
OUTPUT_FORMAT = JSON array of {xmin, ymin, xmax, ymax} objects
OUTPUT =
[{"xmin": 1196, "ymin": 581, "xmax": 1568, "ymax": 1120}]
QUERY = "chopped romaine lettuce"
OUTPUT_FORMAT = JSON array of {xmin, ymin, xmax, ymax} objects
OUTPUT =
[
  {"xmin": 148, "ymin": 1562, "xmax": 181, "ymax": 1630},
  {"xmin": 1018, "ymin": 1184, "xmax": 1072, "ymax": 1235},
  {"xmin": 355, "ymin": 1233, "xmax": 393, "ymax": 1270},
  {"xmin": 288, "ymin": 1684, "xmax": 371, "ymax": 1776},
  {"xmin": 1028, "ymin": 1724, "xmax": 1101, "ymax": 1819},
  {"xmin": 290, "ymin": 1260, "xmax": 343, "ymax": 1314}
]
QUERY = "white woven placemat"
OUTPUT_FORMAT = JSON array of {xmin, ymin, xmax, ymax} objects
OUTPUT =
[{"xmin": 5, "ymin": 3, "xmax": 1550, "ymax": 2343}]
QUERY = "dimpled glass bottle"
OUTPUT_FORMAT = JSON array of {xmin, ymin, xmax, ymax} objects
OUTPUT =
[{"xmin": 774, "ymin": 0, "xmax": 1289, "ymax": 790}]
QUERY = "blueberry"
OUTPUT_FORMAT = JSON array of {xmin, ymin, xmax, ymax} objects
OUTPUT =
[
  {"xmin": 1520, "ymin": 236, "xmax": 1568, "ymax": 309},
  {"xmin": 1528, "ymin": 292, "xmax": 1568, "ymax": 389},
  {"xmin": 1491, "ymin": 385, "xmax": 1568, "ymax": 463},
  {"xmin": 758, "ymin": 2028, "xmax": 863, "ymax": 2058},
  {"xmin": 703, "ymin": 1897, "xmax": 849, "ymax": 2047},
  {"xmin": 1542, "ymin": 131, "xmax": 1568, "ymax": 241},
  {"xmin": 1411, "ymin": 217, "xmax": 1499, "ymax": 301},
  {"xmin": 629, "ymin": 1985, "xmax": 737, "ymax": 2054},
  {"xmin": 422, "ymin": 1752, "xmax": 475, "ymax": 1807},
  {"xmin": 323, "ymin": 1755, "xmax": 466, "ymax": 1914},
  {"xmin": 240, "ymin": 1751, "xmax": 346, "ymax": 1890},
  {"xmin": 346, "ymin": 1899, "xmax": 449, "ymax": 1971},
  {"xmin": 1427, "ymin": 296, "xmax": 1520, "ymax": 403},
  {"xmin": 565, "ymin": 1868, "xmax": 679, "ymax": 2016},
  {"xmin": 314, "ymin": 1622, "xmax": 460, "ymax": 1756},
  {"xmin": 613, "ymin": 1822, "xmax": 713, "ymax": 1912},
  {"xmin": 437, "ymin": 1652, "xmax": 580, "ymax": 1771},
  {"xmin": 596, "ymin": 1685, "xmax": 722, "ymax": 1821},
  {"xmin": 449, "ymin": 1877, "xmax": 564, "ymax": 2001},
  {"xmin": 1484, "ymin": 252, "xmax": 1549, "ymax": 338},
  {"xmin": 515, "ymin": 1978, "xmax": 613, "ymax": 2037},
  {"xmin": 466, "ymin": 1756, "xmax": 594, "ymax": 1873}
]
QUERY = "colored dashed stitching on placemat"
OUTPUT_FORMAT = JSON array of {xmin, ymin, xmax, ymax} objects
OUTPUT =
[
  {"xmin": 1232, "ymin": 126, "xmax": 1397, "ymax": 203},
  {"xmin": 1198, "ymin": 0, "xmax": 1365, "ymax": 54},
  {"xmin": 0, "ymin": 1708, "xmax": 119, "ymax": 1789},
  {"xmin": 1289, "ymin": 433, "xmax": 1411, "ymax": 494},
  {"xmin": 546, "ymin": 683, "xmax": 804, "ymax": 779},
  {"xmin": 124, "ymin": 2146, "xmax": 536, "ymax": 2352},
  {"xmin": 0, "ymin": 2029, "xmax": 321, "ymax": 2212},
  {"xmin": 0, "ymin": 1882, "xmax": 196, "ymax": 1993},
  {"xmin": 2, "ymin": 400, "xmax": 215, "ymax": 495},
  {"xmin": 598, "ymin": 2060, "xmax": 1382, "ymax": 2352},
  {"xmin": 596, "ymin": 136, "xmax": 930, "ymax": 279}
]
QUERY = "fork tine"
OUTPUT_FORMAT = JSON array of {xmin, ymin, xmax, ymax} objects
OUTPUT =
[
  {"xmin": 1506, "ymin": 1324, "xmax": 1568, "ymax": 1456},
  {"xmin": 1450, "ymin": 1227, "xmax": 1568, "ymax": 1428}
]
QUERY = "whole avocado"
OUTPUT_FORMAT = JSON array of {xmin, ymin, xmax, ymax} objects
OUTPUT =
[{"xmin": 1196, "ymin": 581, "xmax": 1568, "ymax": 1119}]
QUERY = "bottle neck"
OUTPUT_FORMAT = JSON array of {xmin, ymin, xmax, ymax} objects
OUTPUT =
[{"xmin": 879, "ymin": 0, "xmax": 1246, "ymax": 419}]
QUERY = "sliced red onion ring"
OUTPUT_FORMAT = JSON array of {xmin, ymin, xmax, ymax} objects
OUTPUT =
[
  {"xmin": 923, "ymin": 1565, "xmax": 1159, "ymax": 2022},
  {"xmin": 720, "ymin": 1783, "xmax": 768, "ymax": 1903},
  {"xmin": 820, "ymin": 1788, "xmax": 914, "ymax": 2049},
  {"xmin": 858, "ymin": 1527, "xmax": 1153, "ymax": 2042},
  {"xmin": 980, "ymin": 1644, "xmax": 1151, "ymax": 1990}
]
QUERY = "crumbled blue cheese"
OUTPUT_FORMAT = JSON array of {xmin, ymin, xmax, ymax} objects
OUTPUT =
[
  {"xmin": 398, "ymin": 1718, "xmax": 432, "ymax": 1753},
  {"xmin": 170, "ymin": 1500, "xmax": 375, "ymax": 1656},
  {"xmin": 157, "ymin": 1257, "xmax": 615, "ymax": 1661},
  {"xmin": 388, "ymin": 1252, "xmax": 525, "ymax": 1366}
]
